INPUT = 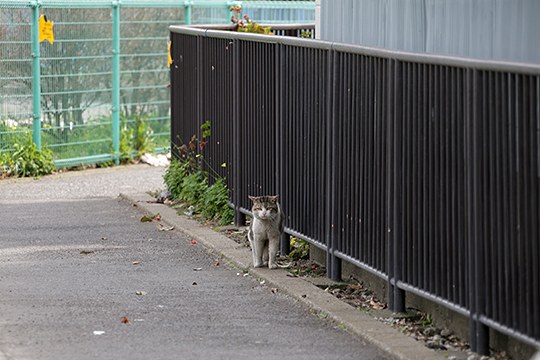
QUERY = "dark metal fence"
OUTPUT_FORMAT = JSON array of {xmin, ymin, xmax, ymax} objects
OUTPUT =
[{"xmin": 169, "ymin": 25, "xmax": 540, "ymax": 354}]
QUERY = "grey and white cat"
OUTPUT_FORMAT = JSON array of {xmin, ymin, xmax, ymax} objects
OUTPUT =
[{"xmin": 248, "ymin": 195, "xmax": 285, "ymax": 269}]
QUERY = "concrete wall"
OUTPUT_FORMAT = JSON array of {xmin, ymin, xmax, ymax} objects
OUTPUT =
[{"xmin": 318, "ymin": 0, "xmax": 540, "ymax": 64}]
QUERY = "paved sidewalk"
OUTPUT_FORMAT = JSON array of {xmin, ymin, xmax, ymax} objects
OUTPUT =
[
  {"xmin": 0, "ymin": 165, "xmax": 389, "ymax": 360},
  {"xmin": 0, "ymin": 164, "xmax": 166, "ymax": 202}
]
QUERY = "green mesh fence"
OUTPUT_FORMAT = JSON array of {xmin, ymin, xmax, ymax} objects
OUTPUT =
[
  {"xmin": 0, "ymin": 7, "xmax": 32, "ymax": 153},
  {"xmin": 40, "ymin": 7, "xmax": 114, "ymax": 163},
  {"xmin": 0, "ymin": 0, "xmax": 315, "ymax": 167}
]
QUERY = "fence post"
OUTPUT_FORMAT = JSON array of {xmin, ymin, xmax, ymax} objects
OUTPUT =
[
  {"xmin": 184, "ymin": 1, "xmax": 192, "ymax": 25},
  {"xmin": 111, "ymin": 0, "xmax": 121, "ymax": 165},
  {"xmin": 232, "ymin": 38, "xmax": 245, "ymax": 226},
  {"xmin": 466, "ymin": 68, "xmax": 489, "ymax": 355},
  {"xmin": 276, "ymin": 43, "xmax": 290, "ymax": 255},
  {"xmin": 326, "ymin": 48, "xmax": 341, "ymax": 282},
  {"xmin": 388, "ymin": 59, "xmax": 405, "ymax": 312},
  {"xmin": 30, "ymin": 1, "xmax": 41, "ymax": 150}
]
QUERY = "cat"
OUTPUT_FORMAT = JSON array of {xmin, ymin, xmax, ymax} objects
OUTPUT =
[{"xmin": 247, "ymin": 195, "xmax": 285, "ymax": 269}]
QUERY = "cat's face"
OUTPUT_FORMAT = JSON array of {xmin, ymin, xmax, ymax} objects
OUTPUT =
[{"xmin": 249, "ymin": 195, "xmax": 279, "ymax": 220}]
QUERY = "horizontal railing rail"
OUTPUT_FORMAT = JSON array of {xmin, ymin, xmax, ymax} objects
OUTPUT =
[{"xmin": 170, "ymin": 24, "xmax": 540, "ymax": 354}]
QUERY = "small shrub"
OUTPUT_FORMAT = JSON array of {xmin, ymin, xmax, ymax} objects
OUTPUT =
[
  {"xmin": 0, "ymin": 136, "xmax": 55, "ymax": 177},
  {"xmin": 164, "ymin": 121, "xmax": 233, "ymax": 225},
  {"xmin": 119, "ymin": 116, "xmax": 135, "ymax": 164},
  {"xmin": 179, "ymin": 171, "xmax": 208, "ymax": 205},
  {"xmin": 133, "ymin": 113, "xmax": 154, "ymax": 156},
  {"xmin": 289, "ymin": 238, "xmax": 310, "ymax": 261},
  {"xmin": 230, "ymin": 5, "xmax": 273, "ymax": 35},
  {"xmin": 200, "ymin": 178, "xmax": 234, "ymax": 225},
  {"xmin": 163, "ymin": 159, "xmax": 189, "ymax": 199}
]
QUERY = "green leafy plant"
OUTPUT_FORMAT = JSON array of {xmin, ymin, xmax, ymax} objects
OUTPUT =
[
  {"xmin": 230, "ymin": 5, "xmax": 273, "ymax": 35},
  {"xmin": 200, "ymin": 177, "xmax": 234, "ymax": 225},
  {"xmin": 133, "ymin": 113, "xmax": 155, "ymax": 156},
  {"xmin": 0, "ymin": 135, "xmax": 55, "ymax": 178},
  {"xmin": 119, "ymin": 115, "xmax": 135, "ymax": 164},
  {"xmin": 300, "ymin": 30, "xmax": 313, "ymax": 38},
  {"xmin": 164, "ymin": 121, "xmax": 234, "ymax": 225},
  {"xmin": 163, "ymin": 159, "xmax": 189, "ymax": 199},
  {"xmin": 179, "ymin": 171, "xmax": 208, "ymax": 205},
  {"xmin": 288, "ymin": 238, "xmax": 310, "ymax": 261}
]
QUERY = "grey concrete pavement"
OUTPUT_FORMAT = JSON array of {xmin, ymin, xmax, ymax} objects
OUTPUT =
[
  {"xmin": 0, "ymin": 165, "xmax": 388, "ymax": 360},
  {"xmin": 0, "ymin": 164, "xmax": 165, "ymax": 202}
]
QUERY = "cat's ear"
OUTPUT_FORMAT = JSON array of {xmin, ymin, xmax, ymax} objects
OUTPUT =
[
  {"xmin": 248, "ymin": 195, "xmax": 258, "ymax": 202},
  {"xmin": 270, "ymin": 195, "xmax": 279, "ymax": 202}
]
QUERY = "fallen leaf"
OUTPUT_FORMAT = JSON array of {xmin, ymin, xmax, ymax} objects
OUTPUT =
[
  {"xmin": 259, "ymin": 280, "xmax": 265, "ymax": 285},
  {"xmin": 140, "ymin": 213, "xmax": 161, "ymax": 222},
  {"xmin": 101, "ymin": 237, "xmax": 107, "ymax": 240},
  {"xmin": 80, "ymin": 250, "xmax": 95, "ymax": 255},
  {"xmin": 271, "ymin": 288, "xmax": 278, "ymax": 294},
  {"xmin": 120, "ymin": 316, "xmax": 129, "ymax": 324},
  {"xmin": 191, "ymin": 239, "xmax": 197, "ymax": 245},
  {"xmin": 135, "ymin": 291, "xmax": 147, "ymax": 296},
  {"xmin": 193, "ymin": 267, "xmax": 203, "ymax": 271},
  {"xmin": 370, "ymin": 300, "xmax": 385, "ymax": 310},
  {"xmin": 93, "ymin": 331, "xmax": 105, "ymax": 335},
  {"xmin": 158, "ymin": 224, "xmax": 175, "ymax": 231},
  {"xmin": 213, "ymin": 261, "xmax": 220, "ymax": 266},
  {"xmin": 192, "ymin": 282, "xmax": 198, "ymax": 286},
  {"xmin": 133, "ymin": 319, "xmax": 145, "ymax": 322},
  {"xmin": 132, "ymin": 261, "xmax": 141, "ymax": 265}
]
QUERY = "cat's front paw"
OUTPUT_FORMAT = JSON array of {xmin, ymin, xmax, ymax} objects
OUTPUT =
[
  {"xmin": 253, "ymin": 262, "xmax": 265, "ymax": 268},
  {"xmin": 268, "ymin": 263, "xmax": 278, "ymax": 269}
]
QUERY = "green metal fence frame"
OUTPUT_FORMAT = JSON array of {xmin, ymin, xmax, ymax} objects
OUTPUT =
[{"xmin": 1, "ymin": 0, "xmax": 315, "ymax": 167}]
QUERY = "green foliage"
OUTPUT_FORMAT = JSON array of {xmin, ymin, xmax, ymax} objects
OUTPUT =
[
  {"xmin": 200, "ymin": 177, "xmax": 234, "ymax": 225},
  {"xmin": 133, "ymin": 113, "xmax": 155, "ymax": 156},
  {"xmin": 117, "ymin": 113, "xmax": 156, "ymax": 164},
  {"xmin": 201, "ymin": 120, "xmax": 211, "ymax": 139},
  {"xmin": 179, "ymin": 171, "xmax": 208, "ymax": 205},
  {"xmin": 164, "ymin": 121, "xmax": 233, "ymax": 225},
  {"xmin": 0, "ymin": 136, "xmax": 55, "ymax": 178},
  {"xmin": 288, "ymin": 238, "xmax": 310, "ymax": 261},
  {"xmin": 163, "ymin": 159, "xmax": 189, "ymax": 199},
  {"xmin": 119, "ymin": 115, "xmax": 135, "ymax": 164}
]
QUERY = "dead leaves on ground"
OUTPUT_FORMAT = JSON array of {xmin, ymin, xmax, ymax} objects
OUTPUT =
[{"xmin": 140, "ymin": 213, "xmax": 161, "ymax": 222}]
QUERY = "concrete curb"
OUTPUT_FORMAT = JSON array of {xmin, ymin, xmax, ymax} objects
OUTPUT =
[{"xmin": 120, "ymin": 192, "xmax": 443, "ymax": 360}]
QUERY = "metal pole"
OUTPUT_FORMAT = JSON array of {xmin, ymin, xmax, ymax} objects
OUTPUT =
[
  {"xmin": 112, "ymin": 0, "xmax": 121, "ymax": 165},
  {"xmin": 184, "ymin": 1, "xmax": 192, "ymax": 25},
  {"xmin": 31, "ymin": 1, "xmax": 41, "ymax": 150}
]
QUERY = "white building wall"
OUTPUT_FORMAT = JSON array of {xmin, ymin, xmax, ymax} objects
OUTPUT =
[{"xmin": 319, "ymin": 0, "xmax": 540, "ymax": 64}]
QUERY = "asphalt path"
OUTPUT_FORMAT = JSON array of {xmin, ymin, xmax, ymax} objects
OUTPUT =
[{"xmin": 0, "ymin": 165, "xmax": 387, "ymax": 359}]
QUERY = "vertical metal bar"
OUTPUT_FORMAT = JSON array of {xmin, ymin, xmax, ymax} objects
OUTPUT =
[
  {"xmin": 184, "ymin": 1, "xmax": 192, "ymax": 25},
  {"xmin": 31, "ymin": 1, "xmax": 41, "ymax": 150},
  {"xmin": 233, "ymin": 39, "xmax": 245, "ymax": 226},
  {"xmin": 111, "ymin": 1, "xmax": 121, "ymax": 165},
  {"xmin": 330, "ymin": 50, "xmax": 341, "ymax": 282},
  {"xmin": 392, "ymin": 60, "xmax": 405, "ymax": 312},
  {"xmin": 277, "ymin": 43, "xmax": 289, "ymax": 255},
  {"xmin": 467, "ymin": 68, "xmax": 489, "ymax": 355},
  {"xmin": 325, "ymin": 49, "xmax": 340, "ymax": 280}
]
